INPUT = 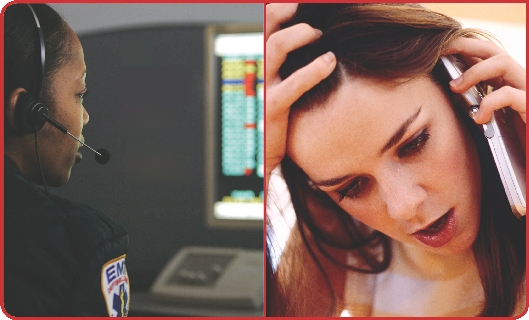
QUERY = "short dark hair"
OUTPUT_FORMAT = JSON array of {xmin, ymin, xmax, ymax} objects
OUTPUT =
[{"xmin": 4, "ymin": 4, "xmax": 72, "ymax": 117}]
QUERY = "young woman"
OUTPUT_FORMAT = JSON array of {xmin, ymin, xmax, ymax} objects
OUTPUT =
[
  {"xmin": 4, "ymin": 4, "xmax": 129, "ymax": 316},
  {"xmin": 266, "ymin": 3, "xmax": 526, "ymax": 316}
]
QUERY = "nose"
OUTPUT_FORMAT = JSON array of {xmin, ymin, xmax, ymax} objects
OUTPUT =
[
  {"xmin": 83, "ymin": 107, "xmax": 89, "ymax": 126},
  {"xmin": 378, "ymin": 165, "xmax": 427, "ymax": 221}
]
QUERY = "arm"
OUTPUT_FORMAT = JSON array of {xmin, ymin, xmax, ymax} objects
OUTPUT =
[
  {"xmin": 66, "ymin": 241, "xmax": 130, "ymax": 316},
  {"xmin": 265, "ymin": 3, "xmax": 337, "ymax": 192}
]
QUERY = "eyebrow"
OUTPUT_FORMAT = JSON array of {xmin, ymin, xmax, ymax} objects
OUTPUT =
[
  {"xmin": 311, "ymin": 106, "xmax": 423, "ymax": 188},
  {"xmin": 379, "ymin": 106, "xmax": 422, "ymax": 155}
]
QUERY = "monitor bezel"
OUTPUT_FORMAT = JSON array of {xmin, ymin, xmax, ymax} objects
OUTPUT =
[{"xmin": 204, "ymin": 24, "xmax": 264, "ymax": 229}]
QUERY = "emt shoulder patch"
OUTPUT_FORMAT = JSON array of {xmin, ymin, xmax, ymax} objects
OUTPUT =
[{"xmin": 101, "ymin": 255, "xmax": 130, "ymax": 316}]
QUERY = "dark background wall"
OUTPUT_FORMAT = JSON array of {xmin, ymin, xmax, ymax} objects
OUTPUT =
[
  {"xmin": 52, "ymin": 4, "xmax": 264, "ymax": 36},
  {"xmin": 49, "ymin": 4, "xmax": 264, "ymax": 292}
]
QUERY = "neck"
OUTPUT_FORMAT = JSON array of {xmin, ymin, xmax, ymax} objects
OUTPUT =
[
  {"xmin": 5, "ymin": 136, "xmax": 46, "ymax": 186},
  {"xmin": 395, "ymin": 241, "xmax": 477, "ymax": 280}
]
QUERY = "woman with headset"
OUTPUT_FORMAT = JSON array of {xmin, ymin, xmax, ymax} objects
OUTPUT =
[
  {"xmin": 266, "ymin": 3, "xmax": 525, "ymax": 316},
  {"xmin": 4, "ymin": 4, "xmax": 129, "ymax": 316}
]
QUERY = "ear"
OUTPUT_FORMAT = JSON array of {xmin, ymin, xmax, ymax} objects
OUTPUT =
[{"xmin": 6, "ymin": 88, "xmax": 28, "ymax": 132}]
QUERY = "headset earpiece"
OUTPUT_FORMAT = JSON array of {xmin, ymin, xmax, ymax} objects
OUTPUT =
[
  {"xmin": 14, "ymin": 91, "xmax": 48, "ymax": 134},
  {"xmin": 14, "ymin": 4, "xmax": 48, "ymax": 135}
]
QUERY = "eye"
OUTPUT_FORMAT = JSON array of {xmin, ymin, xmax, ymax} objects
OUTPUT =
[
  {"xmin": 77, "ymin": 90, "xmax": 89, "ymax": 100},
  {"xmin": 398, "ymin": 128, "xmax": 430, "ymax": 158},
  {"xmin": 336, "ymin": 177, "xmax": 369, "ymax": 202}
]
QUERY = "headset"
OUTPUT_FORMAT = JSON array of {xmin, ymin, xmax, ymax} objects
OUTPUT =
[
  {"xmin": 17, "ymin": 5, "xmax": 109, "ymax": 158},
  {"xmin": 13, "ymin": 4, "xmax": 110, "ymax": 191},
  {"xmin": 14, "ymin": 4, "xmax": 48, "ymax": 135}
]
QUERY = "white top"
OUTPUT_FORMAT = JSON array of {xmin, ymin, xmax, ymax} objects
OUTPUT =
[{"xmin": 343, "ymin": 240, "xmax": 526, "ymax": 317}]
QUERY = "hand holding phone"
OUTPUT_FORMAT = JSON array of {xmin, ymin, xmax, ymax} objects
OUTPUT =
[{"xmin": 441, "ymin": 55, "xmax": 526, "ymax": 218}]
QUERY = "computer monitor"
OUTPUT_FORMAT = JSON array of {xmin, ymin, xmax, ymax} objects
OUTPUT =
[{"xmin": 205, "ymin": 25, "xmax": 264, "ymax": 229}]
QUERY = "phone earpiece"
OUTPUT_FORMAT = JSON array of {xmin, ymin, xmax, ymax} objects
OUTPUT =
[{"xmin": 14, "ymin": 91, "xmax": 48, "ymax": 134}]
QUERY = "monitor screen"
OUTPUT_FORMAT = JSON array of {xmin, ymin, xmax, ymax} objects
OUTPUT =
[{"xmin": 205, "ymin": 25, "xmax": 264, "ymax": 228}]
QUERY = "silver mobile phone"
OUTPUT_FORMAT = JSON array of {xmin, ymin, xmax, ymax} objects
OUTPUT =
[{"xmin": 440, "ymin": 55, "xmax": 526, "ymax": 218}]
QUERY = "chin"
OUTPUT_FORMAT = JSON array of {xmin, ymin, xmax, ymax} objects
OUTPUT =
[
  {"xmin": 427, "ymin": 229, "xmax": 478, "ymax": 256},
  {"xmin": 437, "ymin": 207, "xmax": 481, "ymax": 256},
  {"xmin": 47, "ymin": 170, "xmax": 72, "ymax": 188}
]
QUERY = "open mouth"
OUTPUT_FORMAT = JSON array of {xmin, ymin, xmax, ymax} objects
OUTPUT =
[
  {"xmin": 419, "ymin": 212, "xmax": 450, "ymax": 234},
  {"xmin": 412, "ymin": 209, "xmax": 457, "ymax": 248}
]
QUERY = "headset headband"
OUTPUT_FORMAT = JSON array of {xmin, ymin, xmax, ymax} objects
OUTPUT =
[{"xmin": 26, "ymin": 4, "xmax": 46, "ymax": 100}]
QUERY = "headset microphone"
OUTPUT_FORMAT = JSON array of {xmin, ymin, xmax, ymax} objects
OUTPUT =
[{"xmin": 36, "ymin": 105, "xmax": 110, "ymax": 165}]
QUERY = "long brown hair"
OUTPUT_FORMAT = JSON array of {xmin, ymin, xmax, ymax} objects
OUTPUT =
[{"xmin": 268, "ymin": 3, "xmax": 525, "ymax": 316}]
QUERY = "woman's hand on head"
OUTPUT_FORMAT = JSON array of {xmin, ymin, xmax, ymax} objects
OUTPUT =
[
  {"xmin": 444, "ymin": 37, "xmax": 526, "ymax": 124},
  {"xmin": 265, "ymin": 3, "xmax": 337, "ymax": 189}
]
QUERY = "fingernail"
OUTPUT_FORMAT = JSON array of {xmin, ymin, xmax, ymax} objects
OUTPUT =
[
  {"xmin": 323, "ymin": 51, "xmax": 335, "ymax": 63},
  {"xmin": 449, "ymin": 75, "xmax": 463, "ymax": 87},
  {"xmin": 314, "ymin": 29, "xmax": 323, "ymax": 36}
]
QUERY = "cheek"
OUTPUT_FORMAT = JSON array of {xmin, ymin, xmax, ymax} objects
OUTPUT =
[
  {"xmin": 53, "ymin": 102, "xmax": 84, "ymax": 135},
  {"xmin": 334, "ymin": 197, "xmax": 400, "ymax": 238},
  {"xmin": 432, "ymin": 139, "xmax": 464, "ymax": 180},
  {"xmin": 429, "ymin": 124, "xmax": 478, "ymax": 190}
]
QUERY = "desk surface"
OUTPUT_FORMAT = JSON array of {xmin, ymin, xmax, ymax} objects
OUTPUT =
[{"xmin": 129, "ymin": 291, "xmax": 264, "ymax": 317}]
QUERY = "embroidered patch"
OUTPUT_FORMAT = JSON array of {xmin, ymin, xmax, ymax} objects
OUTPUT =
[{"xmin": 101, "ymin": 255, "xmax": 130, "ymax": 317}]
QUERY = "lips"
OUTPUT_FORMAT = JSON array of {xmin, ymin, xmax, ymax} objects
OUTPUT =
[
  {"xmin": 412, "ymin": 209, "xmax": 457, "ymax": 248},
  {"xmin": 75, "ymin": 140, "xmax": 84, "ymax": 164}
]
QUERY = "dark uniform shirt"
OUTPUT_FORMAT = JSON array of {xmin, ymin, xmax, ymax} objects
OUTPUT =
[{"xmin": 4, "ymin": 158, "xmax": 130, "ymax": 316}]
